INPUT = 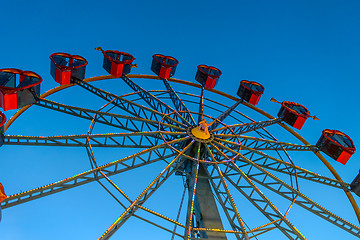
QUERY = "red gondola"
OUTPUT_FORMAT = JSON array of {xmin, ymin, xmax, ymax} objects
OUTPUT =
[
  {"xmin": 316, "ymin": 129, "xmax": 355, "ymax": 165},
  {"xmin": 237, "ymin": 80, "xmax": 264, "ymax": 105},
  {"xmin": 0, "ymin": 69, "xmax": 42, "ymax": 111},
  {"xmin": 151, "ymin": 54, "xmax": 178, "ymax": 79},
  {"xmin": 0, "ymin": 111, "xmax": 5, "ymax": 147},
  {"xmin": 100, "ymin": 50, "xmax": 135, "ymax": 77},
  {"xmin": 50, "ymin": 53, "xmax": 88, "ymax": 85},
  {"xmin": 0, "ymin": 183, "xmax": 5, "ymax": 203},
  {"xmin": 195, "ymin": 65, "xmax": 222, "ymax": 89},
  {"xmin": 0, "ymin": 182, "xmax": 6, "ymax": 222},
  {"xmin": 277, "ymin": 101, "xmax": 310, "ymax": 130}
]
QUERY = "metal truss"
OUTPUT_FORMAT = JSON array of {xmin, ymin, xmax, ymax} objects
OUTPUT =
[
  {"xmin": 209, "ymin": 99, "xmax": 243, "ymax": 130},
  {"xmin": 3, "ymin": 131, "xmax": 186, "ymax": 148},
  {"xmin": 183, "ymin": 148, "xmax": 228, "ymax": 240},
  {"xmin": 223, "ymin": 161, "xmax": 306, "ymax": 240},
  {"xmin": 185, "ymin": 151, "xmax": 200, "ymax": 240},
  {"xmin": 216, "ymin": 135, "xmax": 318, "ymax": 152},
  {"xmin": 93, "ymin": 164, "xmax": 186, "ymax": 238},
  {"xmin": 121, "ymin": 75, "xmax": 190, "ymax": 126},
  {"xmin": 205, "ymin": 144, "xmax": 249, "ymax": 240},
  {"xmin": 98, "ymin": 140, "xmax": 195, "ymax": 240},
  {"xmin": 211, "ymin": 118, "xmax": 282, "ymax": 135},
  {"xmin": 225, "ymin": 152, "xmax": 360, "ymax": 238},
  {"xmin": 214, "ymin": 138, "xmax": 350, "ymax": 191},
  {"xmin": 3, "ymin": 74, "xmax": 359, "ymax": 240},
  {"xmin": 162, "ymin": 78, "xmax": 196, "ymax": 125},
  {"xmin": 35, "ymin": 98, "xmax": 184, "ymax": 134},
  {"xmin": 198, "ymin": 87, "xmax": 204, "ymax": 123},
  {"xmin": 71, "ymin": 77, "xmax": 186, "ymax": 128},
  {"xmin": 1, "ymin": 137, "xmax": 189, "ymax": 209}
]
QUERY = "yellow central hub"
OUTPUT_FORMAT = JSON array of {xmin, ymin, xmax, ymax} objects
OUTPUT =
[
  {"xmin": 191, "ymin": 119, "xmax": 211, "ymax": 140},
  {"xmin": 191, "ymin": 127, "xmax": 210, "ymax": 139}
]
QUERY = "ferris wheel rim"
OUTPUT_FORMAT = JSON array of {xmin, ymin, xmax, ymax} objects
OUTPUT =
[{"xmin": 4, "ymin": 73, "xmax": 360, "ymax": 226}]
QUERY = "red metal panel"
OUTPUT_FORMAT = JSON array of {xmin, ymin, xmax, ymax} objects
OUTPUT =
[
  {"xmin": 0, "ymin": 91, "xmax": 17, "ymax": 111},
  {"xmin": 159, "ymin": 66, "xmax": 171, "ymax": 79},
  {"xmin": 110, "ymin": 62, "xmax": 124, "ymax": 78},
  {"xmin": 249, "ymin": 94, "xmax": 261, "ymax": 105},
  {"xmin": 293, "ymin": 116, "xmax": 306, "ymax": 130},
  {"xmin": 205, "ymin": 77, "xmax": 217, "ymax": 89},
  {"xmin": 56, "ymin": 68, "xmax": 71, "ymax": 85},
  {"xmin": 337, "ymin": 151, "xmax": 352, "ymax": 165}
]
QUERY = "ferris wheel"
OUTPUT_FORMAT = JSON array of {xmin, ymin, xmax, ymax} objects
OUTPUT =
[{"xmin": 1, "ymin": 48, "xmax": 360, "ymax": 240}]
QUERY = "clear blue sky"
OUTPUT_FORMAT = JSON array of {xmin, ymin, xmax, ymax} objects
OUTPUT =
[{"xmin": 1, "ymin": 0, "xmax": 360, "ymax": 239}]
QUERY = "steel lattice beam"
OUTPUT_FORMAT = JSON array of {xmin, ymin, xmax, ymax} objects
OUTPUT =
[
  {"xmin": 225, "ymin": 153, "xmax": 360, "ymax": 238},
  {"xmin": 121, "ymin": 75, "xmax": 190, "ymax": 126},
  {"xmin": 216, "ymin": 135, "xmax": 318, "ymax": 152},
  {"xmin": 98, "ymin": 140, "xmax": 195, "ymax": 240},
  {"xmin": 95, "ymin": 165, "xmax": 187, "ymax": 237},
  {"xmin": 185, "ymin": 158, "xmax": 200, "ymax": 240},
  {"xmin": 71, "ymin": 77, "xmax": 185, "ymax": 128},
  {"xmin": 35, "ymin": 98, "xmax": 184, "ymax": 134},
  {"xmin": 1, "ymin": 137, "xmax": 189, "ymax": 209},
  {"xmin": 211, "ymin": 118, "xmax": 282, "ymax": 135},
  {"xmin": 209, "ymin": 99, "xmax": 243, "ymax": 130},
  {"xmin": 162, "ymin": 78, "xmax": 196, "ymax": 125},
  {"xmin": 198, "ymin": 87, "xmax": 205, "ymax": 123},
  {"xmin": 3, "ymin": 131, "xmax": 186, "ymax": 148},
  {"xmin": 224, "ymin": 162, "xmax": 306, "ymax": 240},
  {"xmin": 94, "ymin": 174, "xmax": 186, "ymax": 238},
  {"xmin": 215, "ymin": 138, "xmax": 350, "ymax": 191},
  {"xmin": 206, "ymin": 163, "xmax": 249, "ymax": 240}
]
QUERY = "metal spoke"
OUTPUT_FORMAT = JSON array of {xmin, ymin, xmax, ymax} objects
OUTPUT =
[
  {"xmin": 209, "ymin": 99, "xmax": 243, "ymax": 130},
  {"xmin": 204, "ymin": 144, "xmax": 250, "ymax": 240},
  {"xmin": 198, "ymin": 87, "xmax": 204, "ymax": 123},
  {"xmin": 96, "ymin": 178, "xmax": 186, "ymax": 238},
  {"xmin": 225, "ymin": 161, "xmax": 306, "ymax": 240},
  {"xmin": 121, "ymin": 75, "xmax": 190, "ymax": 126},
  {"xmin": 185, "ymin": 152, "xmax": 200, "ymax": 240},
  {"xmin": 162, "ymin": 78, "xmax": 197, "ymax": 125},
  {"xmin": 98, "ymin": 140, "xmax": 195, "ymax": 240},
  {"xmin": 216, "ymin": 135, "xmax": 318, "ymax": 151},
  {"xmin": 4, "ymin": 131, "xmax": 186, "ymax": 148},
  {"xmin": 183, "ymin": 144, "xmax": 229, "ymax": 240},
  {"xmin": 225, "ymin": 152, "xmax": 360, "ymax": 238},
  {"xmin": 35, "ymin": 98, "xmax": 184, "ymax": 133},
  {"xmin": 215, "ymin": 138, "xmax": 350, "ymax": 191},
  {"xmin": 97, "ymin": 170, "xmax": 186, "ymax": 236},
  {"xmin": 71, "ymin": 77, "xmax": 186, "ymax": 128},
  {"xmin": 1, "ymin": 137, "xmax": 190, "ymax": 209},
  {"xmin": 211, "ymin": 118, "xmax": 282, "ymax": 135},
  {"xmin": 175, "ymin": 91, "xmax": 269, "ymax": 131}
]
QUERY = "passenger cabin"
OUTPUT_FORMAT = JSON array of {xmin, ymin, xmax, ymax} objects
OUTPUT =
[
  {"xmin": 351, "ymin": 171, "xmax": 360, "ymax": 197},
  {"xmin": 277, "ymin": 101, "xmax": 310, "ymax": 130},
  {"xmin": 151, "ymin": 54, "xmax": 178, "ymax": 79},
  {"xmin": 0, "ymin": 111, "xmax": 5, "ymax": 147},
  {"xmin": 237, "ymin": 80, "xmax": 264, "ymax": 105},
  {"xmin": 0, "ymin": 183, "xmax": 5, "ymax": 203},
  {"xmin": 0, "ymin": 69, "xmax": 42, "ymax": 111},
  {"xmin": 0, "ymin": 182, "xmax": 6, "ymax": 222},
  {"xmin": 101, "ymin": 50, "xmax": 135, "ymax": 77},
  {"xmin": 316, "ymin": 129, "xmax": 355, "ymax": 165},
  {"xmin": 50, "ymin": 53, "xmax": 88, "ymax": 85},
  {"xmin": 195, "ymin": 65, "xmax": 222, "ymax": 89}
]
